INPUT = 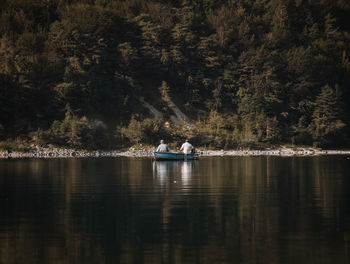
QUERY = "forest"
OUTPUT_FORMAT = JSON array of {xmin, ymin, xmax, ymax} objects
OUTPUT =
[{"xmin": 1, "ymin": 0, "xmax": 350, "ymax": 150}]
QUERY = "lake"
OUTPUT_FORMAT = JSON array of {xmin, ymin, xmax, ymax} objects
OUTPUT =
[{"xmin": 0, "ymin": 156, "xmax": 349, "ymax": 263}]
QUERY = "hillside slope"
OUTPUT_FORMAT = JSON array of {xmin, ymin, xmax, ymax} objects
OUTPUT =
[{"xmin": 1, "ymin": 0, "xmax": 350, "ymax": 149}]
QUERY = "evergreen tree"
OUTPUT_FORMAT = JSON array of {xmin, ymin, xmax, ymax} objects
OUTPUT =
[
  {"xmin": 311, "ymin": 84, "xmax": 345, "ymax": 145},
  {"xmin": 0, "ymin": 0, "xmax": 350, "ymax": 148}
]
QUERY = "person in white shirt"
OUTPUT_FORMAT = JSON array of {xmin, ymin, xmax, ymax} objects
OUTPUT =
[
  {"xmin": 180, "ymin": 139, "xmax": 194, "ymax": 154},
  {"xmin": 156, "ymin": 140, "xmax": 169, "ymax": 152}
]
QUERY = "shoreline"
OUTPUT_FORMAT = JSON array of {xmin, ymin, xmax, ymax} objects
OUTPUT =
[{"xmin": 1, "ymin": 147, "xmax": 350, "ymax": 159}]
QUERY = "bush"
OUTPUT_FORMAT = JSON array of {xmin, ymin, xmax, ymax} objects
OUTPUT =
[
  {"xmin": 0, "ymin": 138, "xmax": 30, "ymax": 151},
  {"xmin": 30, "ymin": 128, "xmax": 50, "ymax": 146},
  {"xmin": 48, "ymin": 110, "xmax": 109, "ymax": 149},
  {"xmin": 193, "ymin": 111, "xmax": 239, "ymax": 149},
  {"xmin": 121, "ymin": 116, "xmax": 170, "ymax": 146},
  {"xmin": 120, "ymin": 116, "xmax": 143, "ymax": 145}
]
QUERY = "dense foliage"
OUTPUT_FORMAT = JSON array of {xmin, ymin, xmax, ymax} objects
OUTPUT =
[{"xmin": 1, "ymin": 0, "xmax": 350, "ymax": 149}]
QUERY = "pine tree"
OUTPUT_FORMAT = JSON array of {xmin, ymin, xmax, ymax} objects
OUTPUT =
[{"xmin": 311, "ymin": 84, "xmax": 345, "ymax": 143}]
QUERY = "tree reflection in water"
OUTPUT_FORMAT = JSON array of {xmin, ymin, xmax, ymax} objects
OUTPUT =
[{"xmin": 0, "ymin": 157, "xmax": 349, "ymax": 264}]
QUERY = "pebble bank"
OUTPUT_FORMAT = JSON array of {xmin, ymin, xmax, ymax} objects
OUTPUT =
[{"xmin": 1, "ymin": 147, "xmax": 350, "ymax": 159}]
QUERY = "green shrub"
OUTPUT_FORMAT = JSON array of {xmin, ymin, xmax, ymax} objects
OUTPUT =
[
  {"xmin": 48, "ymin": 110, "xmax": 108, "ymax": 149},
  {"xmin": 121, "ymin": 116, "xmax": 170, "ymax": 146},
  {"xmin": 30, "ymin": 128, "xmax": 50, "ymax": 146},
  {"xmin": 0, "ymin": 138, "xmax": 30, "ymax": 151},
  {"xmin": 193, "ymin": 111, "xmax": 239, "ymax": 149}
]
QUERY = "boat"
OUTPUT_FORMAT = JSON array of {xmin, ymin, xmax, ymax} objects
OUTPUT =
[{"xmin": 153, "ymin": 152, "xmax": 198, "ymax": 161}]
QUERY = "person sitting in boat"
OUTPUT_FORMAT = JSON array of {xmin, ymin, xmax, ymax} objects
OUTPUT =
[
  {"xmin": 180, "ymin": 139, "xmax": 194, "ymax": 154},
  {"xmin": 156, "ymin": 140, "xmax": 169, "ymax": 152}
]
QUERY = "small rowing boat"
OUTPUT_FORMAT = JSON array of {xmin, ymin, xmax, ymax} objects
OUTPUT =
[{"xmin": 153, "ymin": 152, "xmax": 198, "ymax": 161}]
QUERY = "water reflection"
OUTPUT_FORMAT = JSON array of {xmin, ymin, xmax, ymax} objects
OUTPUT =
[
  {"xmin": 152, "ymin": 160, "xmax": 194, "ymax": 187},
  {"xmin": 0, "ymin": 156, "xmax": 349, "ymax": 263}
]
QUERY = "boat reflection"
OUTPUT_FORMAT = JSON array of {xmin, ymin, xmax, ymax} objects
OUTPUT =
[
  {"xmin": 152, "ymin": 160, "xmax": 195, "ymax": 188},
  {"xmin": 1, "ymin": 157, "xmax": 349, "ymax": 264}
]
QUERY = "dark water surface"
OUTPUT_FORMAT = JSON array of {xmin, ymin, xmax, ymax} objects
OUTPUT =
[{"xmin": 0, "ymin": 156, "xmax": 350, "ymax": 264}]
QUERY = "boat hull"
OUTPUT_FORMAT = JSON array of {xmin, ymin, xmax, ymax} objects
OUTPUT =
[{"xmin": 153, "ymin": 152, "xmax": 198, "ymax": 160}]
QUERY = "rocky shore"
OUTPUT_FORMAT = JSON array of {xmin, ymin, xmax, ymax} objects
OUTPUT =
[
  {"xmin": 1, "ymin": 146, "xmax": 350, "ymax": 159},
  {"xmin": 0, "ymin": 147, "xmax": 152, "ymax": 159},
  {"xmin": 199, "ymin": 149, "xmax": 350, "ymax": 157}
]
